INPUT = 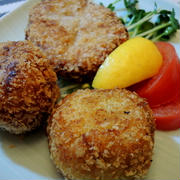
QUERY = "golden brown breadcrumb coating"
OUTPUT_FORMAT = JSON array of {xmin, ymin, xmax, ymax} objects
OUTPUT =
[
  {"xmin": 26, "ymin": 0, "xmax": 128, "ymax": 81},
  {"xmin": 47, "ymin": 88, "xmax": 155, "ymax": 180},
  {"xmin": 0, "ymin": 41, "xmax": 60, "ymax": 134}
]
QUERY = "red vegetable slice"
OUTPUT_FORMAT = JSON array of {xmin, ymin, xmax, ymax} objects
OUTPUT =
[
  {"xmin": 153, "ymin": 59, "xmax": 180, "ymax": 130},
  {"xmin": 130, "ymin": 42, "xmax": 180, "ymax": 107},
  {"xmin": 129, "ymin": 41, "xmax": 180, "ymax": 130},
  {"xmin": 152, "ymin": 91, "xmax": 180, "ymax": 131}
]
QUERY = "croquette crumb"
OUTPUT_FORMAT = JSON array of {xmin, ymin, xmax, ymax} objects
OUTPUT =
[
  {"xmin": 0, "ymin": 41, "xmax": 59, "ymax": 134},
  {"xmin": 47, "ymin": 88, "xmax": 155, "ymax": 180},
  {"xmin": 26, "ymin": 0, "xmax": 128, "ymax": 81}
]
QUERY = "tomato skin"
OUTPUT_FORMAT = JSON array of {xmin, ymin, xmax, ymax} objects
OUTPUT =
[
  {"xmin": 130, "ymin": 42, "xmax": 180, "ymax": 107},
  {"xmin": 153, "ymin": 60, "xmax": 180, "ymax": 130},
  {"xmin": 129, "ymin": 42, "xmax": 180, "ymax": 130},
  {"xmin": 152, "ymin": 92, "xmax": 180, "ymax": 131},
  {"xmin": 152, "ymin": 49, "xmax": 180, "ymax": 131}
]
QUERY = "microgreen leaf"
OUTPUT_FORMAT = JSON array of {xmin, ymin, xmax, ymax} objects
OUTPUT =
[
  {"xmin": 99, "ymin": 2, "xmax": 104, "ymax": 6},
  {"xmin": 103, "ymin": 0, "xmax": 179, "ymax": 41},
  {"xmin": 107, "ymin": 3, "xmax": 115, "ymax": 11},
  {"xmin": 124, "ymin": 0, "xmax": 138, "ymax": 12}
]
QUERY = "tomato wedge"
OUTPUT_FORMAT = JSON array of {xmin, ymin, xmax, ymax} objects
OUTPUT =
[
  {"xmin": 130, "ymin": 42, "xmax": 180, "ymax": 107},
  {"xmin": 153, "ymin": 60, "xmax": 180, "ymax": 130},
  {"xmin": 129, "ymin": 42, "xmax": 180, "ymax": 130},
  {"xmin": 152, "ymin": 91, "xmax": 180, "ymax": 131}
]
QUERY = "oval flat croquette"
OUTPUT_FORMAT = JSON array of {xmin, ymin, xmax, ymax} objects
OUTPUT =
[
  {"xmin": 0, "ymin": 41, "xmax": 59, "ymax": 134},
  {"xmin": 26, "ymin": 0, "xmax": 128, "ymax": 81},
  {"xmin": 47, "ymin": 88, "xmax": 155, "ymax": 180}
]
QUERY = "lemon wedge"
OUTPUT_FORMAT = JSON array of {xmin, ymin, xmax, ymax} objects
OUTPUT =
[{"xmin": 92, "ymin": 37, "xmax": 163, "ymax": 89}]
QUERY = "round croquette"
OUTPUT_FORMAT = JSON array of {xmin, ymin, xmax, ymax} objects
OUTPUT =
[
  {"xmin": 0, "ymin": 41, "xmax": 60, "ymax": 134},
  {"xmin": 47, "ymin": 88, "xmax": 155, "ymax": 180},
  {"xmin": 26, "ymin": 0, "xmax": 128, "ymax": 81}
]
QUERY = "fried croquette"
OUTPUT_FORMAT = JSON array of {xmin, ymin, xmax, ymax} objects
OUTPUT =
[
  {"xmin": 47, "ymin": 88, "xmax": 155, "ymax": 180},
  {"xmin": 26, "ymin": 0, "xmax": 128, "ymax": 81},
  {"xmin": 0, "ymin": 41, "xmax": 59, "ymax": 134}
]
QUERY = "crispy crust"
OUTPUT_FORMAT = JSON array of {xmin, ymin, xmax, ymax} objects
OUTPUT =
[
  {"xmin": 47, "ymin": 88, "xmax": 155, "ymax": 180},
  {"xmin": 26, "ymin": 0, "xmax": 128, "ymax": 81},
  {"xmin": 0, "ymin": 41, "xmax": 60, "ymax": 134}
]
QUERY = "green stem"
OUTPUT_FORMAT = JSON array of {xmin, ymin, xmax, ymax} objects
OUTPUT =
[
  {"xmin": 127, "ymin": 13, "xmax": 153, "ymax": 30},
  {"xmin": 145, "ymin": 32, "xmax": 154, "ymax": 39},
  {"xmin": 136, "ymin": 22, "xmax": 171, "ymax": 37},
  {"xmin": 112, "ymin": 0, "xmax": 122, "ymax": 5},
  {"xmin": 61, "ymin": 84, "xmax": 79, "ymax": 93},
  {"xmin": 126, "ymin": 15, "xmax": 136, "ymax": 26},
  {"xmin": 127, "ymin": 11, "xmax": 156, "ymax": 31},
  {"xmin": 130, "ymin": 27, "xmax": 139, "ymax": 38},
  {"xmin": 151, "ymin": 33, "xmax": 165, "ymax": 42}
]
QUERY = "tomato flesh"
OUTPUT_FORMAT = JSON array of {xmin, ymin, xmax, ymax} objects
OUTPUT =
[
  {"xmin": 152, "ymin": 92, "xmax": 180, "ymax": 131},
  {"xmin": 130, "ymin": 42, "xmax": 180, "ymax": 107},
  {"xmin": 130, "ymin": 42, "xmax": 180, "ymax": 130},
  {"xmin": 153, "ymin": 59, "xmax": 180, "ymax": 130}
]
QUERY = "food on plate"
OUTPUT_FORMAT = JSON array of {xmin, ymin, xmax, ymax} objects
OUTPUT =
[
  {"xmin": 152, "ymin": 92, "xmax": 180, "ymax": 131},
  {"xmin": 92, "ymin": 37, "xmax": 163, "ymax": 89},
  {"xmin": 0, "ymin": 41, "xmax": 59, "ymax": 134},
  {"xmin": 47, "ymin": 88, "xmax": 155, "ymax": 180},
  {"xmin": 130, "ymin": 42, "xmax": 180, "ymax": 130},
  {"xmin": 25, "ymin": 0, "xmax": 128, "ymax": 81},
  {"xmin": 152, "ymin": 55, "xmax": 180, "ymax": 131},
  {"xmin": 130, "ymin": 42, "xmax": 180, "ymax": 107},
  {"xmin": 106, "ymin": 0, "xmax": 180, "ymax": 41}
]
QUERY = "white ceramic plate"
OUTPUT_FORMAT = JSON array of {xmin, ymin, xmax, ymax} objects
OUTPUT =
[{"xmin": 0, "ymin": 0, "xmax": 180, "ymax": 180}]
